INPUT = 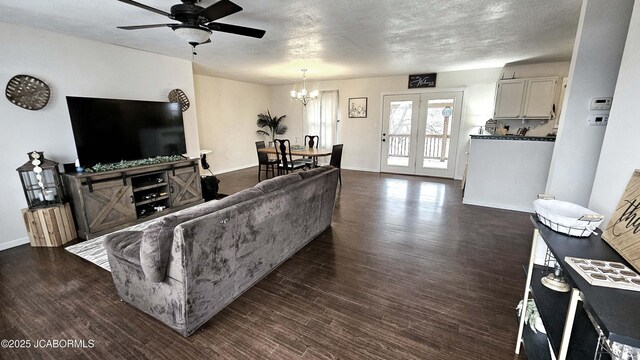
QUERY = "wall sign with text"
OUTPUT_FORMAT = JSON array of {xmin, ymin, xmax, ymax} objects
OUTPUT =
[
  {"xmin": 408, "ymin": 73, "xmax": 437, "ymax": 89},
  {"xmin": 603, "ymin": 169, "xmax": 640, "ymax": 273}
]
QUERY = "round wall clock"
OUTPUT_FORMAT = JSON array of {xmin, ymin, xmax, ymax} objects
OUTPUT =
[
  {"xmin": 5, "ymin": 75, "xmax": 51, "ymax": 111},
  {"xmin": 168, "ymin": 88, "xmax": 190, "ymax": 112}
]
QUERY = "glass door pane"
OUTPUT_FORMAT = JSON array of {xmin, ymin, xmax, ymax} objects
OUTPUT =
[
  {"xmin": 423, "ymin": 99, "xmax": 454, "ymax": 169},
  {"xmin": 415, "ymin": 91, "xmax": 463, "ymax": 178},
  {"xmin": 381, "ymin": 94, "xmax": 420, "ymax": 175},
  {"xmin": 387, "ymin": 101, "xmax": 413, "ymax": 167}
]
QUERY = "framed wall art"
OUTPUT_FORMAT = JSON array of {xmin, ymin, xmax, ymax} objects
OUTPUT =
[{"xmin": 348, "ymin": 97, "xmax": 367, "ymax": 118}]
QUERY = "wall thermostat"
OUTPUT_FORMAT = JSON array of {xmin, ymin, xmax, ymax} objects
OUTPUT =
[
  {"xmin": 590, "ymin": 97, "xmax": 612, "ymax": 110},
  {"xmin": 588, "ymin": 114, "xmax": 609, "ymax": 126}
]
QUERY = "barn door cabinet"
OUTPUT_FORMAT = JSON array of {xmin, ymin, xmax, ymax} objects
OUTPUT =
[
  {"xmin": 169, "ymin": 166, "xmax": 202, "ymax": 207},
  {"xmin": 494, "ymin": 77, "xmax": 558, "ymax": 120},
  {"xmin": 515, "ymin": 216, "xmax": 640, "ymax": 360},
  {"xmin": 63, "ymin": 159, "xmax": 203, "ymax": 239}
]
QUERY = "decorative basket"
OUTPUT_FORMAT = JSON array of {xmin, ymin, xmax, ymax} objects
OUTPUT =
[
  {"xmin": 533, "ymin": 197, "xmax": 604, "ymax": 237},
  {"xmin": 168, "ymin": 88, "xmax": 190, "ymax": 112}
]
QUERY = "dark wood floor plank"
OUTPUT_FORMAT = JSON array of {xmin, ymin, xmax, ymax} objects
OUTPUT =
[{"xmin": 1, "ymin": 167, "xmax": 530, "ymax": 359}]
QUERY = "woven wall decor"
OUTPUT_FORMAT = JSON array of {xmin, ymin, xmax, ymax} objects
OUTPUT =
[
  {"xmin": 5, "ymin": 75, "xmax": 51, "ymax": 111},
  {"xmin": 168, "ymin": 89, "xmax": 190, "ymax": 112}
]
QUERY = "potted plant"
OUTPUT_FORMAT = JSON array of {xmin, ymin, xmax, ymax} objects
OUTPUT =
[{"xmin": 256, "ymin": 110, "xmax": 287, "ymax": 146}]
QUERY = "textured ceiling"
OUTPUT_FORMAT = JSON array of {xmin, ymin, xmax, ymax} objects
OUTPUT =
[{"xmin": 0, "ymin": 0, "xmax": 582, "ymax": 85}]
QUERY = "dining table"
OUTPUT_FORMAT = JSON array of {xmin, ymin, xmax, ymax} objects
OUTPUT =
[{"xmin": 257, "ymin": 146, "xmax": 332, "ymax": 168}]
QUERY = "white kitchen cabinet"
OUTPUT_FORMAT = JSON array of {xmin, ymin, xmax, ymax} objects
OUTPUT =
[
  {"xmin": 554, "ymin": 77, "xmax": 568, "ymax": 129},
  {"xmin": 523, "ymin": 77, "xmax": 558, "ymax": 118},
  {"xmin": 494, "ymin": 77, "xmax": 558, "ymax": 120},
  {"xmin": 494, "ymin": 79, "xmax": 526, "ymax": 118}
]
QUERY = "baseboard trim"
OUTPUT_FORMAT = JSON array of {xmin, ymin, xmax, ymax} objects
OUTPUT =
[
  {"xmin": 213, "ymin": 164, "xmax": 256, "ymax": 175},
  {"xmin": 462, "ymin": 199, "xmax": 533, "ymax": 213},
  {"xmin": 0, "ymin": 237, "xmax": 30, "ymax": 251},
  {"xmin": 341, "ymin": 166, "xmax": 377, "ymax": 172}
]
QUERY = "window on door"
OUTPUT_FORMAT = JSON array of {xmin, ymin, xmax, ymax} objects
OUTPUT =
[
  {"xmin": 387, "ymin": 101, "xmax": 414, "ymax": 167},
  {"xmin": 423, "ymin": 99, "xmax": 454, "ymax": 170}
]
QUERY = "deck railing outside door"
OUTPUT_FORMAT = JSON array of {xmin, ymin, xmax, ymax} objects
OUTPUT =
[{"xmin": 388, "ymin": 134, "xmax": 449, "ymax": 161}]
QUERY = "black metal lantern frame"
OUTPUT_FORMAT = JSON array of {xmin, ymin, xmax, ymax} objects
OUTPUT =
[{"xmin": 17, "ymin": 151, "xmax": 64, "ymax": 209}]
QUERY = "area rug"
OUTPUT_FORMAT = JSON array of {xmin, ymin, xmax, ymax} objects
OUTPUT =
[{"xmin": 65, "ymin": 238, "xmax": 110, "ymax": 272}]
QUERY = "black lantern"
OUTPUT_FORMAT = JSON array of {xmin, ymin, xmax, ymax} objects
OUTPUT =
[{"xmin": 16, "ymin": 151, "xmax": 64, "ymax": 209}]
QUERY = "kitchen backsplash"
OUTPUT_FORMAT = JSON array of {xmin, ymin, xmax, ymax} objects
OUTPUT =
[{"xmin": 497, "ymin": 118, "xmax": 556, "ymax": 137}]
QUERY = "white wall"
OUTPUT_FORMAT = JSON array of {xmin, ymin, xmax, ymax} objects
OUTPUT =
[
  {"xmin": 545, "ymin": 0, "xmax": 634, "ymax": 206},
  {"xmin": 194, "ymin": 75, "xmax": 270, "ymax": 174},
  {"xmin": 270, "ymin": 68, "xmax": 502, "ymax": 177},
  {"xmin": 501, "ymin": 62, "xmax": 571, "ymax": 80},
  {"xmin": 0, "ymin": 22, "xmax": 199, "ymax": 250},
  {"xmin": 589, "ymin": 1, "xmax": 640, "ymax": 226}
]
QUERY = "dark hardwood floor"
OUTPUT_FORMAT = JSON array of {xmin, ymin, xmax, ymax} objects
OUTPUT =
[{"xmin": 0, "ymin": 168, "xmax": 531, "ymax": 359}]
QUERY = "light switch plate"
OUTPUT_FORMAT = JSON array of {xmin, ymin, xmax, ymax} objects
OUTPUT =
[{"xmin": 588, "ymin": 114, "xmax": 609, "ymax": 126}]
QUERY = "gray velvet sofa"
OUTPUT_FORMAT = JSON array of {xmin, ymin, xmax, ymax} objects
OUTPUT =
[{"xmin": 102, "ymin": 166, "xmax": 339, "ymax": 336}]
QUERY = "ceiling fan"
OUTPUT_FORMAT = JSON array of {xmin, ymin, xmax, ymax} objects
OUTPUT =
[{"xmin": 116, "ymin": 0, "xmax": 266, "ymax": 54}]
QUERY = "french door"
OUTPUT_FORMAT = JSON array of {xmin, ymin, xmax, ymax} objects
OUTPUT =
[{"xmin": 380, "ymin": 91, "xmax": 463, "ymax": 178}]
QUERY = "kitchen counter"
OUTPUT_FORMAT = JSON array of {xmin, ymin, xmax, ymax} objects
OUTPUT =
[
  {"xmin": 469, "ymin": 134, "xmax": 556, "ymax": 142},
  {"xmin": 463, "ymin": 137, "xmax": 555, "ymax": 212}
]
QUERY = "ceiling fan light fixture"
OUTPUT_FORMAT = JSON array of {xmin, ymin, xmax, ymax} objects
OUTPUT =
[{"xmin": 173, "ymin": 26, "xmax": 211, "ymax": 43}]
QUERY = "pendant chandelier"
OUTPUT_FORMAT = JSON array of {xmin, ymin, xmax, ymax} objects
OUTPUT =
[{"xmin": 290, "ymin": 69, "xmax": 318, "ymax": 106}]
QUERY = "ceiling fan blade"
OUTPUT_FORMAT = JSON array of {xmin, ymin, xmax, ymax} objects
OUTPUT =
[
  {"xmin": 118, "ymin": 24, "xmax": 174, "ymax": 30},
  {"xmin": 116, "ymin": 0, "xmax": 170, "ymax": 17},
  {"xmin": 198, "ymin": 0, "xmax": 242, "ymax": 22},
  {"xmin": 207, "ymin": 22, "xmax": 266, "ymax": 38},
  {"xmin": 199, "ymin": 39, "xmax": 212, "ymax": 45}
]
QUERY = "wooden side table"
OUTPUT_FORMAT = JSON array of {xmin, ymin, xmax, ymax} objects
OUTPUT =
[{"xmin": 22, "ymin": 203, "xmax": 77, "ymax": 247}]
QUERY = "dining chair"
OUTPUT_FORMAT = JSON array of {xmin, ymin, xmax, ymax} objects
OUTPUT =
[
  {"xmin": 303, "ymin": 135, "xmax": 320, "ymax": 168},
  {"xmin": 255, "ymin": 141, "xmax": 276, "ymax": 182},
  {"xmin": 304, "ymin": 135, "xmax": 319, "ymax": 149},
  {"xmin": 330, "ymin": 144, "xmax": 343, "ymax": 185},
  {"xmin": 274, "ymin": 139, "xmax": 307, "ymax": 175}
]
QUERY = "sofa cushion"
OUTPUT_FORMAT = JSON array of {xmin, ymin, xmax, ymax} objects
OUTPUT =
[
  {"xmin": 171, "ymin": 188, "xmax": 263, "ymax": 220},
  {"xmin": 298, "ymin": 165, "xmax": 334, "ymax": 179},
  {"xmin": 139, "ymin": 187, "xmax": 265, "ymax": 283},
  {"xmin": 253, "ymin": 173, "xmax": 302, "ymax": 194},
  {"xmin": 224, "ymin": 187, "xmax": 264, "ymax": 204},
  {"xmin": 103, "ymin": 231, "xmax": 144, "ymax": 266}
]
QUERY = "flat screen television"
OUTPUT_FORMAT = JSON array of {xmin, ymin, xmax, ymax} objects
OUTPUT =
[{"xmin": 66, "ymin": 96, "xmax": 187, "ymax": 168}]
